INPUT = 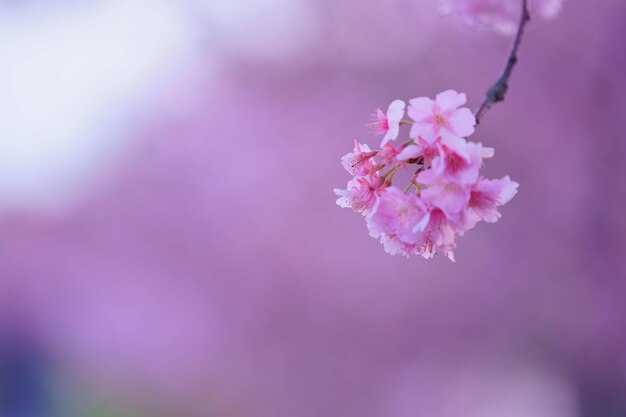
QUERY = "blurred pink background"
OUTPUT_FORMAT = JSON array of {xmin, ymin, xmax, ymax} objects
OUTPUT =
[{"xmin": 0, "ymin": 0, "xmax": 625, "ymax": 416}]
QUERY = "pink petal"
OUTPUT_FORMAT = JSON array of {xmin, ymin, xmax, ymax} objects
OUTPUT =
[
  {"xmin": 410, "ymin": 122, "xmax": 437, "ymax": 141},
  {"xmin": 407, "ymin": 97, "xmax": 434, "ymax": 121},
  {"xmin": 386, "ymin": 99, "xmax": 406, "ymax": 122},
  {"xmin": 482, "ymin": 147, "xmax": 495, "ymax": 158},
  {"xmin": 497, "ymin": 176, "xmax": 519, "ymax": 204},
  {"xmin": 421, "ymin": 183, "xmax": 469, "ymax": 217},
  {"xmin": 435, "ymin": 90, "xmax": 467, "ymax": 111},
  {"xmin": 412, "ymin": 211, "xmax": 431, "ymax": 233},
  {"xmin": 397, "ymin": 145, "xmax": 421, "ymax": 160},
  {"xmin": 448, "ymin": 107, "xmax": 476, "ymax": 137},
  {"xmin": 381, "ymin": 127, "xmax": 398, "ymax": 146},
  {"xmin": 442, "ymin": 135, "xmax": 470, "ymax": 161}
]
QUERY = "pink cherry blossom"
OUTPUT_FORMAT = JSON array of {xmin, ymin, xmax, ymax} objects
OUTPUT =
[
  {"xmin": 341, "ymin": 140, "xmax": 377, "ymax": 176},
  {"xmin": 367, "ymin": 187, "xmax": 428, "ymax": 247},
  {"xmin": 334, "ymin": 175, "xmax": 384, "ymax": 217},
  {"xmin": 412, "ymin": 206, "xmax": 458, "ymax": 261},
  {"xmin": 397, "ymin": 136, "xmax": 442, "ymax": 166},
  {"xmin": 466, "ymin": 176, "xmax": 519, "ymax": 226},
  {"xmin": 378, "ymin": 142, "xmax": 405, "ymax": 165},
  {"xmin": 440, "ymin": 0, "xmax": 565, "ymax": 35},
  {"xmin": 379, "ymin": 234, "xmax": 419, "ymax": 258},
  {"xmin": 407, "ymin": 90, "xmax": 476, "ymax": 142},
  {"xmin": 420, "ymin": 182, "xmax": 470, "ymax": 225},
  {"xmin": 369, "ymin": 99, "xmax": 406, "ymax": 146},
  {"xmin": 413, "ymin": 183, "xmax": 474, "ymax": 260},
  {"xmin": 334, "ymin": 90, "xmax": 518, "ymax": 261},
  {"xmin": 417, "ymin": 137, "xmax": 483, "ymax": 185}
]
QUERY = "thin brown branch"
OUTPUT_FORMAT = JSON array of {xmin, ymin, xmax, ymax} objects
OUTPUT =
[{"xmin": 474, "ymin": 0, "xmax": 531, "ymax": 124}]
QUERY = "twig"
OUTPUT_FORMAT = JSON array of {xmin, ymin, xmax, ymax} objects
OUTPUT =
[{"xmin": 474, "ymin": 0, "xmax": 531, "ymax": 124}]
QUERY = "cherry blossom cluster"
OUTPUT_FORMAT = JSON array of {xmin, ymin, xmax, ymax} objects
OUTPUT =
[
  {"xmin": 334, "ymin": 90, "xmax": 518, "ymax": 261},
  {"xmin": 440, "ymin": 0, "xmax": 564, "ymax": 35}
]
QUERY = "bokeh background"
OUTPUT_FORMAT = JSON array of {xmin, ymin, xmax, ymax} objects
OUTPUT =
[{"xmin": 1, "ymin": 0, "xmax": 625, "ymax": 416}]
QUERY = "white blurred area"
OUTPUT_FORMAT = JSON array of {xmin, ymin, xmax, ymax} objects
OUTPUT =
[
  {"xmin": 0, "ymin": 1, "xmax": 197, "ymax": 212},
  {"xmin": 0, "ymin": 0, "xmax": 314, "ymax": 213},
  {"xmin": 189, "ymin": 0, "xmax": 318, "ymax": 61}
]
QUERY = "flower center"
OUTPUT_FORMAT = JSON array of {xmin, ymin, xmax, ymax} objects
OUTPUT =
[
  {"xmin": 469, "ymin": 191, "xmax": 481, "ymax": 207},
  {"xmin": 398, "ymin": 207, "xmax": 410, "ymax": 226},
  {"xmin": 381, "ymin": 117, "xmax": 389, "ymax": 131},
  {"xmin": 445, "ymin": 152, "xmax": 465, "ymax": 173}
]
